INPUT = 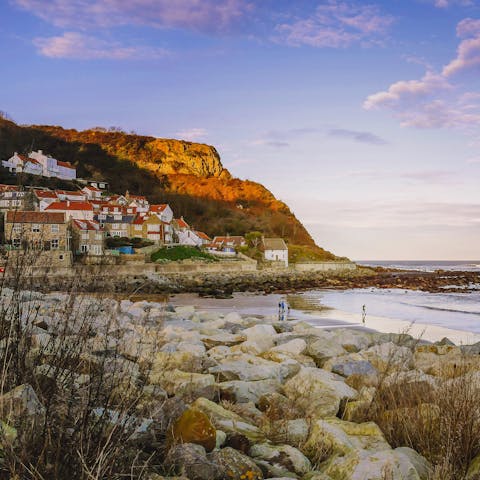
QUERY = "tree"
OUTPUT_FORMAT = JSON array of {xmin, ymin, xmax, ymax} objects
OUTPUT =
[{"xmin": 245, "ymin": 231, "xmax": 263, "ymax": 248}]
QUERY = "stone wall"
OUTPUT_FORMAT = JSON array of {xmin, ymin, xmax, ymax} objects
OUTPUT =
[{"xmin": 293, "ymin": 261, "xmax": 356, "ymax": 272}]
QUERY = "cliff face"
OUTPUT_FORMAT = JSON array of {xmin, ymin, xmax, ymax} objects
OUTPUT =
[
  {"xmin": 0, "ymin": 119, "xmax": 337, "ymax": 258},
  {"xmin": 144, "ymin": 139, "xmax": 231, "ymax": 179}
]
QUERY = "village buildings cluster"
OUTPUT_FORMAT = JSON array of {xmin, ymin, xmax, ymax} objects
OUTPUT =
[{"xmin": 0, "ymin": 150, "xmax": 289, "ymax": 267}]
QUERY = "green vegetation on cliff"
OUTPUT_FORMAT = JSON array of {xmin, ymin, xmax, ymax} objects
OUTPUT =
[{"xmin": 0, "ymin": 118, "xmax": 338, "ymax": 260}]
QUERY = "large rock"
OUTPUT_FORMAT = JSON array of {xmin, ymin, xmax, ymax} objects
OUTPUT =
[
  {"xmin": 218, "ymin": 379, "xmax": 281, "ymax": 404},
  {"xmin": 150, "ymin": 350, "xmax": 204, "ymax": 374},
  {"xmin": 164, "ymin": 443, "xmax": 221, "ymax": 480},
  {"xmin": 264, "ymin": 418, "xmax": 310, "ymax": 446},
  {"xmin": 270, "ymin": 339, "xmax": 307, "ymax": 356},
  {"xmin": 361, "ymin": 342, "xmax": 413, "ymax": 372},
  {"xmin": 307, "ymin": 336, "xmax": 347, "ymax": 367},
  {"xmin": 168, "ymin": 408, "xmax": 216, "ymax": 452},
  {"xmin": 237, "ymin": 324, "xmax": 278, "ymax": 353},
  {"xmin": 320, "ymin": 448, "xmax": 427, "ymax": 480},
  {"xmin": 395, "ymin": 447, "xmax": 432, "ymax": 480},
  {"xmin": 0, "ymin": 384, "xmax": 46, "ymax": 429},
  {"xmin": 191, "ymin": 398, "xmax": 266, "ymax": 443},
  {"xmin": 329, "ymin": 359, "xmax": 377, "ymax": 379},
  {"xmin": 329, "ymin": 329, "xmax": 373, "ymax": 353},
  {"xmin": 209, "ymin": 356, "xmax": 288, "ymax": 382},
  {"xmin": 249, "ymin": 443, "xmax": 312, "ymax": 477},
  {"xmin": 210, "ymin": 447, "xmax": 264, "ymax": 480},
  {"xmin": 150, "ymin": 369, "xmax": 215, "ymax": 401},
  {"xmin": 304, "ymin": 418, "xmax": 391, "ymax": 457},
  {"xmin": 283, "ymin": 368, "xmax": 357, "ymax": 418},
  {"xmin": 202, "ymin": 333, "xmax": 246, "ymax": 349}
]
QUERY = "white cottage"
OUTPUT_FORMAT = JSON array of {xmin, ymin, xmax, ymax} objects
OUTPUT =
[{"xmin": 263, "ymin": 238, "xmax": 289, "ymax": 267}]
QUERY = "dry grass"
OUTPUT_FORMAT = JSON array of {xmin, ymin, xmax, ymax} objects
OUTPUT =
[
  {"xmin": 0, "ymin": 249, "xmax": 164, "ymax": 479},
  {"xmin": 353, "ymin": 336, "xmax": 480, "ymax": 480}
]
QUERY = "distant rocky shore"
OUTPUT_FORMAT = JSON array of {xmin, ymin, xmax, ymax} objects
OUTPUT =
[
  {"xmin": 15, "ymin": 266, "xmax": 480, "ymax": 296},
  {"xmin": 3, "ymin": 288, "xmax": 480, "ymax": 478}
]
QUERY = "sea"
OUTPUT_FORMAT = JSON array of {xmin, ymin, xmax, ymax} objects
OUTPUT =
[
  {"xmin": 170, "ymin": 260, "xmax": 480, "ymax": 345},
  {"xmin": 356, "ymin": 260, "xmax": 480, "ymax": 272}
]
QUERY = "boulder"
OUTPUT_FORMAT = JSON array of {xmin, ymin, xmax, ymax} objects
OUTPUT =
[
  {"xmin": 249, "ymin": 443, "xmax": 312, "ymax": 477},
  {"xmin": 303, "ymin": 418, "xmax": 391, "ymax": 457},
  {"xmin": 319, "ymin": 448, "xmax": 427, "ymax": 480},
  {"xmin": 283, "ymin": 368, "xmax": 357, "ymax": 418},
  {"xmin": 0, "ymin": 384, "xmax": 46, "ymax": 429},
  {"xmin": 191, "ymin": 398, "xmax": 266, "ymax": 443},
  {"xmin": 239, "ymin": 324, "xmax": 278, "ymax": 353},
  {"xmin": 257, "ymin": 392, "xmax": 303, "ymax": 420},
  {"xmin": 164, "ymin": 443, "xmax": 221, "ymax": 480},
  {"xmin": 150, "ymin": 369, "xmax": 215, "ymax": 401},
  {"xmin": 330, "ymin": 360, "xmax": 377, "ymax": 379},
  {"xmin": 270, "ymin": 339, "xmax": 307, "ymax": 356},
  {"xmin": 264, "ymin": 418, "xmax": 310, "ymax": 446},
  {"xmin": 208, "ymin": 357, "xmax": 284, "ymax": 382},
  {"xmin": 329, "ymin": 329, "xmax": 373, "ymax": 353},
  {"xmin": 218, "ymin": 379, "xmax": 281, "ymax": 404},
  {"xmin": 395, "ymin": 447, "xmax": 432, "ymax": 480},
  {"xmin": 307, "ymin": 336, "xmax": 347, "ymax": 367},
  {"xmin": 168, "ymin": 408, "xmax": 216, "ymax": 452},
  {"xmin": 209, "ymin": 447, "xmax": 264, "ymax": 480},
  {"xmin": 202, "ymin": 333, "xmax": 246, "ymax": 349},
  {"xmin": 361, "ymin": 342, "xmax": 413, "ymax": 372},
  {"xmin": 150, "ymin": 350, "xmax": 204, "ymax": 374}
]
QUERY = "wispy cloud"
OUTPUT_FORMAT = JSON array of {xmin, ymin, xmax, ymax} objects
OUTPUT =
[
  {"xmin": 33, "ymin": 32, "xmax": 169, "ymax": 60},
  {"xmin": 252, "ymin": 128, "xmax": 319, "ymax": 148},
  {"xmin": 429, "ymin": 0, "xmax": 473, "ymax": 8},
  {"xmin": 442, "ymin": 18, "xmax": 480, "ymax": 76},
  {"xmin": 364, "ymin": 18, "xmax": 480, "ymax": 132},
  {"xmin": 328, "ymin": 128, "xmax": 388, "ymax": 145},
  {"xmin": 274, "ymin": 0, "xmax": 394, "ymax": 48},
  {"xmin": 176, "ymin": 128, "xmax": 208, "ymax": 141},
  {"xmin": 14, "ymin": 0, "xmax": 253, "ymax": 33}
]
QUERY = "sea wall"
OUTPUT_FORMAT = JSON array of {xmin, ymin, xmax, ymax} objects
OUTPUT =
[{"xmin": 293, "ymin": 261, "xmax": 356, "ymax": 272}]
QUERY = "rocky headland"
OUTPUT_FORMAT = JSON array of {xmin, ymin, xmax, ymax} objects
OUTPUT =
[{"xmin": 2, "ymin": 288, "xmax": 480, "ymax": 479}]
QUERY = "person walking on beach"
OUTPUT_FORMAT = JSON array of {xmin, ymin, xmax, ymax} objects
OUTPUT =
[{"xmin": 362, "ymin": 304, "xmax": 367, "ymax": 325}]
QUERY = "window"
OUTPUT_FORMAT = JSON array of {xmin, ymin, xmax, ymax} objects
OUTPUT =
[
  {"xmin": 81, "ymin": 233, "xmax": 89, "ymax": 240},
  {"xmin": 80, "ymin": 245, "xmax": 88, "ymax": 253},
  {"xmin": 112, "ymin": 223, "xmax": 120, "ymax": 229},
  {"xmin": 135, "ymin": 225, "xmax": 142, "ymax": 231},
  {"xmin": 13, "ymin": 224, "xmax": 22, "ymax": 234},
  {"xmin": 51, "ymin": 239, "xmax": 59, "ymax": 249},
  {"xmin": 95, "ymin": 233, "xmax": 103, "ymax": 240},
  {"xmin": 12, "ymin": 238, "xmax": 21, "ymax": 249},
  {"xmin": 98, "ymin": 214, "xmax": 106, "ymax": 220},
  {"xmin": 51, "ymin": 224, "xmax": 59, "ymax": 233},
  {"xmin": 32, "ymin": 224, "xmax": 40, "ymax": 233},
  {"xmin": 114, "ymin": 214, "xmax": 122, "ymax": 221}
]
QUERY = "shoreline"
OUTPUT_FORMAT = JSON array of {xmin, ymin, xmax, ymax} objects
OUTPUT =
[
  {"xmin": 167, "ymin": 290, "xmax": 480, "ymax": 345},
  {"xmin": 6, "ymin": 266, "xmax": 480, "ymax": 296}
]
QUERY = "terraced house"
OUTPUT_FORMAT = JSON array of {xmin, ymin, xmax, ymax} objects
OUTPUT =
[{"xmin": 4, "ymin": 211, "xmax": 69, "ymax": 253}]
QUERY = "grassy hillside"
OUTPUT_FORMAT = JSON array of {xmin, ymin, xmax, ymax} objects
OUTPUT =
[{"xmin": 0, "ymin": 118, "xmax": 339, "ymax": 260}]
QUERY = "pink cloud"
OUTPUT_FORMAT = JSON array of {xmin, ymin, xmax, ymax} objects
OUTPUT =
[
  {"xmin": 14, "ymin": 0, "xmax": 253, "ymax": 33},
  {"xmin": 443, "ymin": 18, "xmax": 480, "ymax": 76},
  {"xmin": 431, "ymin": 0, "xmax": 473, "ymax": 7},
  {"xmin": 33, "ymin": 32, "xmax": 169, "ymax": 60},
  {"xmin": 363, "ymin": 72, "xmax": 451, "ymax": 110},
  {"xmin": 275, "ymin": 1, "xmax": 394, "ymax": 48}
]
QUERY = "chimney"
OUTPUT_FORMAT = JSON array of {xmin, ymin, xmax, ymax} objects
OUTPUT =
[{"xmin": 67, "ymin": 200, "xmax": 70, "ymax": 207}]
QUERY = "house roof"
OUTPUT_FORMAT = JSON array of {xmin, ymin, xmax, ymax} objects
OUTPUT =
[
  {"xmin": 46, "ymin": 201, "xmax": 94, "ymax": 211},
  {"xmin": 35, "ymin": 190, "xmax": 58, "ymax": 199},
  {"xmin": 212, "ymin": 236, "xmax": 245, "ymax": 245},
  {"xmin": 0, "ymin": 184, "xmax": 22, "ymax": 192},
  {"xmin": 132, "ymin": 215, "xmax": 145, "ymax": 225},
  {"xmin": 17, "ymin": 154, "xmax": 41, "ymax": 165},
  {"xmin": 174, "ymin": 217, "xmax": 190, "ymax": 229},
  {"xmin": 57, "ymin": 160, "xmax": 75, "ymax": 169},
  {"xmin": 150, "ymin": 204, "xmax": 169, "ymax": 213},
  {"xmin": 55, "ymin": 190, "xmax": 84, "ymax": 197},
  {"xmin": 72, "ymin": 219, "xmax": 103, "ymax": 231},
  {"xmin": 83, "ymin": 185, "xmax": 101, "ymax": 192},
  {"xmin": 263, "ymin": 238, "xmax": 288, "ymax": 250},
  {"xmin": 6, "ymin": 211, "xmax": 65, "ymax": 224},
  {"xmin": 195, "ymin": 231, "xmax": 211, "ymax": 241}
]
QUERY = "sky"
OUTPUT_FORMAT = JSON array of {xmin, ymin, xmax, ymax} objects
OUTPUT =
[{"xmin": 1, "ymin": 0, "xmax": 480, "ymax": 260}]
